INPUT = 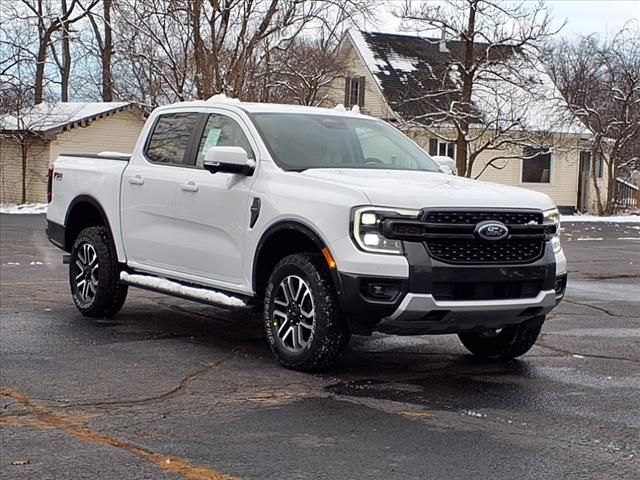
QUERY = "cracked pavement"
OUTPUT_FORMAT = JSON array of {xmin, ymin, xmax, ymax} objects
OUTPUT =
[{"xmin": 1, "ymin": 214, "xmax": 639, "ymax": 479}]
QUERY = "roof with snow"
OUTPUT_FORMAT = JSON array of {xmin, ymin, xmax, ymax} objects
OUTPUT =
[
  {"xmin": 0, "ymin": 102, "xmax": 143, "ymax": 135},
  {"xmin": 347, "ymin": 30, "xmax": 590, "ymax": 136}
]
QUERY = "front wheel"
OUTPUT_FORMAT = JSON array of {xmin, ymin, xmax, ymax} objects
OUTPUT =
[
  {"xmin": 458, "ymin": 316, "xmax": 545, "ymax": 360},
  {"xmin": 264, "ymin": 253, "xmax": 350, "ymax": 372},
  {"xmin": 69, "ymin": 226, "xmax": 128, "ymax": 318}
]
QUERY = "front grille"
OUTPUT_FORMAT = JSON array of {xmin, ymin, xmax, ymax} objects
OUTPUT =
[
  {"xmin": 427, "ymin": 238, "xmax": 544, "ymax": 264},
  {"xmin": 421, "ymin": 209, "xmax": 546, "ymax": 265},
  {"xmin": 423, "ymin": 210, "xmax": 543, "ymax": 225},
  {"xmin": 433, "ymin": 280, "xmax": 543, "ymax": 301}
]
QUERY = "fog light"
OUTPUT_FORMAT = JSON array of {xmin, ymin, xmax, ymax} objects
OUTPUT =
[{"xmin": 363, "ymin": 233, "xmax": 380, "ymax": 246}]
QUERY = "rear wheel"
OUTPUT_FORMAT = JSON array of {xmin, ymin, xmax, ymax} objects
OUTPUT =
[
  {"xmin": 264, "ymin": 253, "xmax": 350, "ymax": 372},
  {"xmin": 458, "ymin": 316, "xmax": 545, "ymax": 360},
  {"xmin": 69, "ymin": 226, "xmax": 128, "ymax": 318}
]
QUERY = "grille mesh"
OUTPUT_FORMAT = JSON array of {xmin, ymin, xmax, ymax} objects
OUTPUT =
[
  {"xmin": 427, "ymin": 238, "xmax": 544, "ymax": 264},
  {"xmin": 424, "ymin": 210, "xmax": 542, "ymax": 225},
  {"xmin": 423, "ymin": 210, "xmax": 546, "ymax": 264}
]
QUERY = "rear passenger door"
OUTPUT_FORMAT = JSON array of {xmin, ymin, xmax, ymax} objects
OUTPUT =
[
  {"xmin": 122, "ymin": 112, "xmax": 200, "ymax": 271},
  {"xmin": 172, "ymin": 111, "xmax": 257, "ymax": 289}
]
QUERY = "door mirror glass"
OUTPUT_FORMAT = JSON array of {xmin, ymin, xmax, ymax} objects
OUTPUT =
[
  {"xmin": 432, "ymin": 155, "xmax": 456, "ymax": 175},
  {"xmin": 203, "ymin": 146, "xmax": 255, "ymax": 175}
]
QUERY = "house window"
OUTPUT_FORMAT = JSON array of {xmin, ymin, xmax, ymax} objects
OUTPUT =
[
  {"xmin": 344, "ymin": 76, "xmax": 365, "ymax": 108},
  {"xmin": 428, "ymin": 139, "xmax": 456, "ymax": 159},
  {"xmin": 522, "ymin": 146, "xmax": 552, "ymax": 184}
]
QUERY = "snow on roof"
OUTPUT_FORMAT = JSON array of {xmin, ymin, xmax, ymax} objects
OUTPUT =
[
  {"xmin": 0, "ymin": 102, "xmax": 137, "ymax": 133},
  {"xmin": 347, "ymin": 30, "xmax": 590, "ymax": 136}
]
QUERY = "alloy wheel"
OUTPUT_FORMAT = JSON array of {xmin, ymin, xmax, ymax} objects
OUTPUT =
[
  {"xmin": 74, "ymin": 242, "xmax": 99, "ymax": 304},
  {"xmin": 272, "ymin": 275, "xmax": 315, "ymax": 352}
]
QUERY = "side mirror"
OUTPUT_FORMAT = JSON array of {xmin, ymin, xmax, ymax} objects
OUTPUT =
[
  {"xmin": 432, "ymin": 155, "xmax": 457, "ymax": 175},
  {"xmin": 203, "ymin": 146, "xmax": 255, "ymax": 175}
]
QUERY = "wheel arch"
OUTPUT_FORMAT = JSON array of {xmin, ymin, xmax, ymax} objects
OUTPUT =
[
  {"xmin": 252, "ymin": 220, "xmax": 341, "ymax": 298},
  {"xmin": 64, "ymin": 195, "xmax": 114, "ymax": 252}
]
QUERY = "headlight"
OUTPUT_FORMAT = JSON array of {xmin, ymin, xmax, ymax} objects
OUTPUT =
[
  {"xmin": 544, "ymin": 208, "xmax": 562, "ymax": 253},
  {"xmin": 352, "ymin": 206, "xmax": 420, "ymax": 254}
]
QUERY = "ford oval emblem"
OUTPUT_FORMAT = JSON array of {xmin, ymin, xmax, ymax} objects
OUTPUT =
[{"xmin": 475, "ymin": 221, "xmax": 509, "ymax": 241}]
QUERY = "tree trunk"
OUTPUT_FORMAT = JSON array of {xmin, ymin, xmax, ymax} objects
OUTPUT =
[
  {"xmin": 456, "ymin": 0, "xmax": 477, "ymax": 178},
  {"xmin": 21, "ymin": 141, "xmax": 28, "ymax": 204},
  {"xmin": 102, "ymin": 0, "xmax": 113, "ymax": 101},
  {"xmin": 590, "ymin": 140, "xmax": 604, "ymax": 215},
  {"xmin": 34, "ymin": 41, "xmax": 48, "ymax": 104}
]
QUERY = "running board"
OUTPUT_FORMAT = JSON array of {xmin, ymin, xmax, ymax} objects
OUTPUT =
[{"xmin": 120, "ymin": 271, "xmax": 255, "ymax": 310}]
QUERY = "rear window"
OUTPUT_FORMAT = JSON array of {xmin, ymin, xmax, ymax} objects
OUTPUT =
[{"xmin": 145, "ymin": 113, "xmax": 200, "ymax": 166}]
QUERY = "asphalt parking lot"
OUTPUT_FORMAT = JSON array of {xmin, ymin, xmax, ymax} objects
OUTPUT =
[{"xmin": 1, "ymin": 213, "xmax": 639, "ymax": 480}]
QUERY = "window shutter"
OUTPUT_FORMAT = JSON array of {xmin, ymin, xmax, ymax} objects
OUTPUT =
[
  {"xmin": 344, "ymin": 78, "xmax": 350, "ymax": 106},
  {"xmin": 358, "ymin": 76, "xmax": 366, "ymax": 108},
  {"xmin": 429, "ymin": 139, "xmax": 438, "ymax": 156}
]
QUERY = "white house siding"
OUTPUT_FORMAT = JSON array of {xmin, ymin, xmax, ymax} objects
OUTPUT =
[
  {"xmin": 321, "ymin": 43, "xmax": 396, "ymax": 120},
  {"xmin": 48, "ymin": 110, "xmax": 144, "ymax": 162},
  {"xmin": 0, "ymin": 110, "xmax": 144, "ymax": 204},
  {"xmin": 0, "ymin": 138, "xmax": 50, "ymax": 203}
]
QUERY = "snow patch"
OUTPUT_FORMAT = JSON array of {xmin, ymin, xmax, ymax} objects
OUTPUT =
[
  {"xmin": 206, "ymin": 94, "xmax": 241, "ymax": 104},
  {"xmin": 120, "ymin": 272, "xmax": 245, "ymax": 307},
  {"xmin": 463, "ymin": 410, "xmax": 486, "ymax": 418},
  {"xmin": 0, "ymin": 203, "xmax": 48, "ymax": 214},
  {"xmin": 561, "ymin": 214, "xmax": 640, "ymax": 223},
  {"xmin": 97, "ymin": 151, "xmax": 131, "ymax": 159}
]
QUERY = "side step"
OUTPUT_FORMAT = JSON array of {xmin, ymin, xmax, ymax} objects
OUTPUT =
[{"xmin": 120, "ymin": 271, "xmax": 256, "ymax": 311}]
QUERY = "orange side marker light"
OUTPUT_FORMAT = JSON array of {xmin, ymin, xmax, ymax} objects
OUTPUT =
[{"xmin": 321, "ymin": 247, "xmax": 337, "ymax": 270}]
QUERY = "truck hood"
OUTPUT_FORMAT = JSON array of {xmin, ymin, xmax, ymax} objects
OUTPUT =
[{"xmin": 300, "ymin": 169, "xmax": 556, "ymax": 210}]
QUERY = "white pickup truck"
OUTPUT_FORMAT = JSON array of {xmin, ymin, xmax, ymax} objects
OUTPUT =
[{"xmin": 47, "ymin": 98, "xmax": 567, "ymax": 371}]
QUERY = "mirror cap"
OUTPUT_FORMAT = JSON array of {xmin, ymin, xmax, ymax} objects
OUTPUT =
[
  {"xmin": 431, "ymin": 155, "xmax": 457, "ymax": 175},
  {"xmin": 203, "ymin": 146, "xmax": 254, "ymax": 175}
]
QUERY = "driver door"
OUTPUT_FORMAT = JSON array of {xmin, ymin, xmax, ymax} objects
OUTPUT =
[{"xmin": 171, "ymin": 111, "xmax": 257, "ymax": 289}]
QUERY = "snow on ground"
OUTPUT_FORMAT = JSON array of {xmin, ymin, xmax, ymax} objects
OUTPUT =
[
  {"xmin": 561, "ymin": 214, "xmax": 640, "ymax": 223},
  {"xmin": 120, "ymin": 272, "xmax": 246, "ymax": 307},
  {"xmin": 0, "ymin": 203, "xmax": 48, "ymax": 214}
]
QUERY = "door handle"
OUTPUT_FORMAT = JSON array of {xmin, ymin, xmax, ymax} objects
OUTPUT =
[
  {"xmin": 128, "ymin": 175, "xmax": 144, "ymax": 186},
  {"xmin": 180, "ymin": 181, "xmax": 199, "ymax": 192}
]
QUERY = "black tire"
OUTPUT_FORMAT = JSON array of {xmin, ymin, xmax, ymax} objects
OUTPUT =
[
  {"xmin": 458, "ymin": 316, "xmax": 545, "ymax": 360},
  {"xmin": 69, "ymin": 226, "xmax": 128, "ymax": 318},
  {"xmin": 264, "ymin": 253, "xmax": 350, "ymax": 372}
]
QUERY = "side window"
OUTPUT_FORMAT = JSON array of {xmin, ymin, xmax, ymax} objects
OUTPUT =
[
  {"xmin": 145, "ymin": 112, "xmax": 199, "ymax": 166},
  {"xmin": 522, "ymin": 146, "xmax": 552, "ymax": 184},
  {"xmin": 196, "ymin": 114, "xmax": 254, "ymax": 168}
]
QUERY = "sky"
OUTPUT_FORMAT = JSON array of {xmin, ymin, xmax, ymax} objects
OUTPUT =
[{"xmin": 372, "ymin": 0, "xmax": 640, "ymax": 39}]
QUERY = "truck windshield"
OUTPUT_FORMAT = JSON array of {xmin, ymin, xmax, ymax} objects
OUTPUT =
[{"xmin": 250, "ymin": 113, "xmax": 440, "ymax": 172}]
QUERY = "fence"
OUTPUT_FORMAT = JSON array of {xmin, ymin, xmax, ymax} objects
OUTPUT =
[{"xmin": 614, "ymin": 178, "xmax": 639, "ymax": 211}]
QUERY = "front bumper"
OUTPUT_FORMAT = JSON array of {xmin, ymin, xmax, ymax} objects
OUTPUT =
[
  {"xmin": 376, "ymin": 289, "xmax": 557, "ymax": 335},
  {"xmin": 337, "ymin": 240, "xmax": 566, "ymax": 336}
]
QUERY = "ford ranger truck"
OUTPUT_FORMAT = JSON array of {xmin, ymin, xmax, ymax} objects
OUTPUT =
[{"xmin": 46, "ymin": 99, "xmax": 567, "ymax": 372}]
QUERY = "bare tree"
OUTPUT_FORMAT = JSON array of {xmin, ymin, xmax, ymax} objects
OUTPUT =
[
  {"xmin": 395, "ymin": 0, "xmax": 562, "ymax": 177},
  {"xmin": 550, "ymin": 24, "xmax": 640, "ymax": 214},
  {"xmin": 15, "ymin": 0, "xmax": 99, "ymax": 104},
  {"xmin": 86, "ymin": 0, "xmax": 113, "ymax": 101},
  {"xmin": 265, "ymin": 38, "xmax": 347, "ymax": 105}
]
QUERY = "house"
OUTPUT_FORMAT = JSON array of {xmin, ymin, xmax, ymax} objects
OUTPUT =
[
  {"xmin": 323, "ymin": 30, "xmax": 608, "ymax": 213},
  {"xmin": 0, "ymin": 102, "xmax": 145, "ymax": 204}
]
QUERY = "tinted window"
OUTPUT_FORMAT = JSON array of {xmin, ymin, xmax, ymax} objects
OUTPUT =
[
  {"xmin": 146, "ymin": 113, "xmax": 199, "ymax": 165},
  {"xmin": 522, "ymin": 147, "xmax": 551, "ymax": 183},
  {"xmin": 251, "ymin": 113, "xmax": 439, "ymax": 172},
  {"xmin": 195, "ymin": 114, "xmax": 254, "ymax": 168}
]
